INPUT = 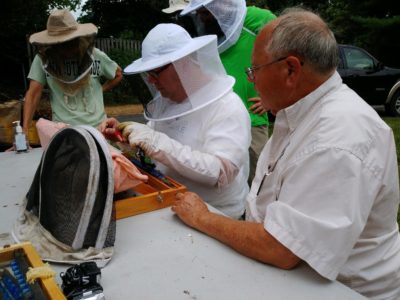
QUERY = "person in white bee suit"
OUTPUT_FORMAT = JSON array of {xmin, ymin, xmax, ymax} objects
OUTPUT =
[
  {"xmin": 100, "ymin": 23, "xmax": 251, "ymax": 219},
  {"xmin": 180, "ymin": 0, "xmax": 276, "ymax": 185}
]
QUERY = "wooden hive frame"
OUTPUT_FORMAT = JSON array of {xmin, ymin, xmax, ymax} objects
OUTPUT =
[
  {"xmin": 0, "ymin": 242, "xmax": 65, "ymax": 299},
  {"xmin": 115, "ymin": 168, "xmax": 186, "ymax": 220}
]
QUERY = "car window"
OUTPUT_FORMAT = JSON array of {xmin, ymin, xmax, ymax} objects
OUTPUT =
[{"xmin": 343, "ymin": 47, "xmax": 374, "ymax": 70}]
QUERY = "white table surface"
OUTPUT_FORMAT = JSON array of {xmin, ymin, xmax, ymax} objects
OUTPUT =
[{"xmin": 0, "ymin": 148, "xmax": 366, "ymax": 299}]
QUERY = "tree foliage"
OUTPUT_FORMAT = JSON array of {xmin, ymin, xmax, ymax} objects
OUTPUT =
[
  {"xmin": 0, "ymin": 0, "xmax": 80, "ymax": 96},
  {"xmin": 324, "ymin": 0, "xmax": 400, "ymax": 67},
  {"xmin": 248, "ymin": 0, "xmax": 400, "ymax": 67},
  {"xmin": 79, "ymin": 0, "xmax": 171, "ymax": 40},
  {"xmin": 1, "ymin": 0, "xmax": 399, "ymax": 100},
  {"xmin": 1, "ymin": 0, "xmax": 80, "ymax": 61}
]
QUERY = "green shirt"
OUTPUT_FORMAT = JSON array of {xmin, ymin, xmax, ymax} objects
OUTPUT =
[
  {"xmin": 221, "ymin": 6, "xmax": 276, "ymax": 127},
  {"xmin": 28, "ymin": 48, "xmax": 118, "ymax": 127}
]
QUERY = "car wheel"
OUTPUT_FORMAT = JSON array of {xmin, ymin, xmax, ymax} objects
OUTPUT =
[{"xmin": 385, "ymin": 89, "xmax": 400, "ymax": 117}]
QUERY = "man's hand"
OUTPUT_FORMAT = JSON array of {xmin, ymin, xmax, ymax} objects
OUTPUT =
[
  {"xmin": 249, "ymin": 97, "xmax": 268, "ymax": 115},
  {"xmin": 172, "ymin": 192, "xmax": 210, "ymax": 228},
  {"xmin": 98, "ymin": 117, "xmax": 123, "ymax": 141}
]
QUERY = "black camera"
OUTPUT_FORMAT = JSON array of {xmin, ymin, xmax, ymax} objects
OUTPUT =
[{"xmin": 60, "ymin": 262, "xmax": 105, "ymax": 300}]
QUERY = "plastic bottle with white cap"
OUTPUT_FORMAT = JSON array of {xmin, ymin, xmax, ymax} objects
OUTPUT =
[{"xmin": 12, "ymin": 121, "xmax": 28, "ymax": 153}]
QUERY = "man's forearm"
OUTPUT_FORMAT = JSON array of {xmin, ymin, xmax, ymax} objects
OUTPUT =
[
  {"xmin": 195, "ymin": 212, "xmax": 301, "ymax": 269},
  {"xmin": 22, "ymin": 81, "xmax": 43, "ymax": 134},
  {"xmin": 102, "ymin": 66, "xmax": 123, "ymax": 92},
  {"xmin": 23, "ymin": 99, "xmax": 37, "ymax": 134}
]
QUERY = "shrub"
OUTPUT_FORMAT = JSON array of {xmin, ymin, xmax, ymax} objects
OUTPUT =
[{"xmin": 104, "ymin": 48, "xmax": 151, "ymax": 105}]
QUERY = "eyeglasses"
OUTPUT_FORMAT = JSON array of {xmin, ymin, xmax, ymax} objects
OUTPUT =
[
  {"xmin": 146, "ymin": 64, "xmax": 171, "ymax": 79},
  {"xmin": 245, "ymin": 56, "xmax": 288, "ymax": 81}
]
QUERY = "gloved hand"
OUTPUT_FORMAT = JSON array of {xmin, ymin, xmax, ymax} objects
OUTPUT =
[
  {"xmin": 117, "ymin": 122, "xmax": 158, "ymax": 155},
  {"xmin": 117, "ymin": 122, "xmax": 222, "ymax": 186}
]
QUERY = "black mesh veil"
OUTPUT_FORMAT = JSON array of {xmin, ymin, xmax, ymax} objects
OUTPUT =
[{"xmin": 16, "ymin": 126, "xmax": 115, "ymax": 265}]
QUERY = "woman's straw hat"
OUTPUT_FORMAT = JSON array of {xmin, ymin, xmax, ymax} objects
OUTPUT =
[{"xmin": 29, "ymin": 9, "xmax": 97, "ymax": 45}]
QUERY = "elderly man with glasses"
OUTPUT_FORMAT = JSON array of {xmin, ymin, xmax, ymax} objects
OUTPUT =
[
  {"xmin": 172, "ymin": 7, "xmax": 400, "ymax": 300},
  {"xmin": 100, "ymin": 23, "xmax": 251, "ymax": 219}
]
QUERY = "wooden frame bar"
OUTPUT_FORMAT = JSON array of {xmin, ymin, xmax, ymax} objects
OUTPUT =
[
  {"xmin": 0, "ymin": 242, "xmax": 65, "ymax": 299},
  {"xmin": 115, "ymin": 169, "xmax": 186, "ymax": 220}
]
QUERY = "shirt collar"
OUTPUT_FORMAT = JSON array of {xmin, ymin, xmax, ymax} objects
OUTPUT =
[{"xmin": 277, "ymin": 71, "xmax": 342, "ymax": 132}]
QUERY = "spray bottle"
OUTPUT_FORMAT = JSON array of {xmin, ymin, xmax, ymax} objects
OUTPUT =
[{"xmin": 12, "ymin": 121, "xmax": 28, "ymax": 153}]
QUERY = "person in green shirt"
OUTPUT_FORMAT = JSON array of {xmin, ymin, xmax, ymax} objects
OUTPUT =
[
  {"xmin": 181, "ymin": 0, "xmax": 276, "ymax": 184},
  {"xmin": 23, "ymin": 9, "xmax": 122, "ymax": 139}
]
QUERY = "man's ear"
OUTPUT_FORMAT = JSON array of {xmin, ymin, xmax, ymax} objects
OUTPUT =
[
  {"xmin": 286, "ymin": 56, "xmax": 303, "ymax": 74},
  {"xmin": 285, "ymin": 56, "xmax": 302, "ymax": 84}
]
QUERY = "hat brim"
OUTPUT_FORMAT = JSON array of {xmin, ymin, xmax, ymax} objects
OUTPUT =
[
  {"xmin": 162, "ymin": 4, "xmax": 187, "ymax": 14},
  {"xmin": 124, "ymin": 35, "xmax": 216, "ymax": 74},
  {"xmin": 143, "ymin": 76, "xmax": 235, "ymax": 122},
  {"xmin": 29, "ymin": 23, "xmax": 98, "ymax": 45},
  {"xmin": 180, "ymin": 0, "xmax": 213, "ymax": 16}
]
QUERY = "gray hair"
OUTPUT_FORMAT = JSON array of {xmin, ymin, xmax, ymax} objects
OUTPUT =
[{"xmin": 266, "ymin": 7, "xmax": 339, "ymax": 74}]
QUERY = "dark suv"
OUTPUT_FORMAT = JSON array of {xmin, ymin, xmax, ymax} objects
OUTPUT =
[{"xmin": 337, "ymin": 44, "xmax": 400, "ymax": 116}]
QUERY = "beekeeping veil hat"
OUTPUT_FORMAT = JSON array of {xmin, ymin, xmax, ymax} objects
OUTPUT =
[
  {"xmin": 180, "ymin": 0, "xmax": 246, "ymax": 53},
  {"xmin": 30, "ymin": 9, "xmax": 98, "ymax": 95},
  {"xmin": 12, "ymin": 125, "xmax": 115, "ymax": 266},
  {"xmin": 29, "ymin": 9, "xmax": 97, "ymax": 45},
  {"xmin": 124, "ymin": 23, "xmax": 234, "ymax": 121}
]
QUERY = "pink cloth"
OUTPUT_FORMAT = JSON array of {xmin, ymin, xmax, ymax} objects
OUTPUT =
[
  {"xmin": 36, "ymin": 118, "xmax": 148, "ymax": 193},
  {"xmin": 36, "ymin": 118, "xmax": 68, "ymax": 150}
]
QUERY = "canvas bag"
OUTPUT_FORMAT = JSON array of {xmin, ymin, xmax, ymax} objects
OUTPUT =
[{"xmin": 12, "ymin": 125, "xmax": 115, "ymax": 267}]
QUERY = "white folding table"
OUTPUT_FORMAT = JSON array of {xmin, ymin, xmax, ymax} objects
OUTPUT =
[{"xmin": 0, "ymin": 148, "xmax": 366, "ymax": 299}]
